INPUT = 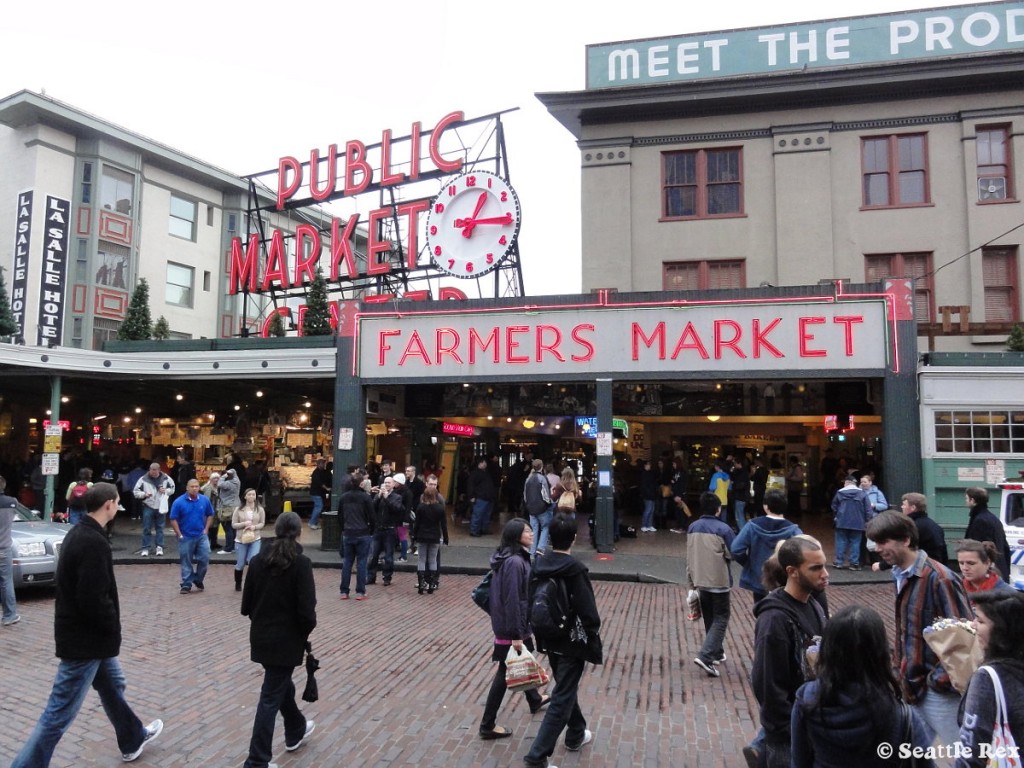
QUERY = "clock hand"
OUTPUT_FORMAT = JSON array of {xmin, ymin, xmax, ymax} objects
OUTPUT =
[
  {"xmin": 454, "ymin": 213, "xmax": 513, "ymax": 228},
  {"xmin": 453, "ymin": 192, "xmax": 490, "ymax": 238}
]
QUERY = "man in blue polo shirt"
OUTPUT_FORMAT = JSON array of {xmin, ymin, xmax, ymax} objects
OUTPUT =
[{"xmin": 169, "ymin": 479, "xmax": 214, "ymax": 594}]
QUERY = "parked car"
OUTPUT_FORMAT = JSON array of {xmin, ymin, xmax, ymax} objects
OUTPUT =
[{"xmin": 11, "ymin": 502, "xmax": 71, "ymax": 589}]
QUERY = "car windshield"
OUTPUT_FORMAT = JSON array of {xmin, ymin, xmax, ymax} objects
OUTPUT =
[{"xmin": 14, "ymin": 506, "xmax": 43, "ymax": 522}]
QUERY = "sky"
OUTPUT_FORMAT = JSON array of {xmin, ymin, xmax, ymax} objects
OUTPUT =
[{"xmin": 0, "ymin": 0, "xmax": 996, "ymax": 297}]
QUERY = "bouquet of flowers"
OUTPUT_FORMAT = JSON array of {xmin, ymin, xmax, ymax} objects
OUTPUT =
[{"xmin": 923, "ymin": 617, "xmax": 982, "ymax": 694}]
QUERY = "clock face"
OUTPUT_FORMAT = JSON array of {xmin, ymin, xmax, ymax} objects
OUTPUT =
[{"xmin": 426, "ymin": 170, "xmax": 522, "ymax": 279}]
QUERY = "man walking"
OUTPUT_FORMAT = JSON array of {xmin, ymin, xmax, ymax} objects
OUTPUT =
[
  {"xmin": 169, "ymin": 478, "xmax": 215, "ymax": 594},
  {"xmin": 522, "ymin": 459, "xmax": 553, "ymax": 557},
  {"xmin": 308, "ymin": 458, "xmax": 331, "ymax": 530},
  {"xmin": 467, "ymin": 456, "xmax": 497, "ymax": 537},
  {"xmin": 750, "ymin": 536, "xmax": 829, "ymax": 768},
  {"xmin": 217, "ymin": 467, "xmax": 242, "ymax": 554},
  {"xmin": 524, "ymin": 513, "xmax": 602, "ymax": 768},
  {"xmin": 830, "ymin": 476, "xmax": 873, "ymax": 570},
  {"xmin": 10, "ymin": 483, "xmax": 162, "ymax": 767},
  {"xmin": 964, "ymin": 487, "xmax": 1010, "ymax": 580},
  {"xmin": 133, "ymin": 462, "xmax": 174, "ymax": 557},
  {"xmin": 686, "ymin": 492, "xmax": 736, "ymax": 677},
  {"xmin": 0, "ymin": 475, "xmax": 20, "ymax": 627},
  {"xmin": 867, "ymin": 510, "xmax": 972, "ymax": 748},
  {"xmin": 338, "ymin": 479, "xmax": 375, "ymax": 600},
  {"xmin": 730, "ymin": 488, "xmax": 802, "ymax": 605}
]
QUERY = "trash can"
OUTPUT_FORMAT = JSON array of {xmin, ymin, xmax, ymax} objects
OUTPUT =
[{"xmin": 320, "ymin": 511, "xmax": 340, "ymax": 551}]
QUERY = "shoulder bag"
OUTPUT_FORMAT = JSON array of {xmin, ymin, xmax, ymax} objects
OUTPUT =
[
  {"xmin": 978, "ymin": 665, "xmax": 1020, "ymax": 768},
  {"xmin": 471, "ymin": 570, "xmax": 493, "ymax": 613}
]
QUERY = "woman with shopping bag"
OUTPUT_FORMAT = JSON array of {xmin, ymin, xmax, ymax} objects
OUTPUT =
[{"xmin": 479, "ymin": 518, "xmax": 550, "ymax": 740}]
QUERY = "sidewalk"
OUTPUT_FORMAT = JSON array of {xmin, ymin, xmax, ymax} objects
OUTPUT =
[{"xmin": 108, "ymin": 508, "xmax": 890, "ymax": 586}]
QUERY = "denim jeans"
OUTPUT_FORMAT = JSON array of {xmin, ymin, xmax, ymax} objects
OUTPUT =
[
  {"xmin": 367, "ymin": 528, "xmax": 396, "ymax": 581},
  {"xmin": 10, "ymin": 657, "xmax": 145, "ymax": 768},
  {"xmin": 697, "ymin": 589, "xmax": 731, "ymax": 663},
  {"xmin": 470, "ymin": 499, "xmax": 493, "ymax": 536},
  {"xmin": 913, "ymin": 687, "xmax": 960, "ymax": 750},
  {"xmin": 480, "ymin": 651, "xmax": 543, "ymax": 731},
  {"xmin": 834, "ymin": 528, "xmax": 863, "ymax": 567},
  {"xmin": 68, "ymin": 508, "xmax": 85, "ymax": 525},
  {"xmin": 340, "ymin": 534, "xmax": 372, "ymax": 595},
  {"xmin": 641, "ymin": 499, "xmax": 655, "ymax": 529},
  {"xmin": 243, "ymin": 664, "xmax": 307, "ymax": 768},
  {"xmin": 141, "ymin": 507, "xmax": 165, "ymax": 551},
  {"xmin": 309, "ymin": 496, "xmax": 324, "ymax": 527},
  {"xmin": 221, "ymin": 508, "xmax": 237, "ymax": 551},
  {"xmin": 178, "ymin": 535, "xmax": 210, "ymax": 589},
  {"xmin": 529, "ymin": 507, "xmax": 553, "ymax": 557},
  {"xmin": 235, "ymin": 538, "xmax": 261, "ymax": 570},
  {"xmin": 1, "ymin": 547, "xmax": 17, "ymax": 621},
  {"xmin": 523, "ymin": 652, "xmax": 588, "ymax": 766},
  {"xmin": 416, "ymin": 542, "xmax": 441, "ymax": 572},
  {"xmin": 734, "ymin": 500, "xmax": 747, "ymax": 529}
]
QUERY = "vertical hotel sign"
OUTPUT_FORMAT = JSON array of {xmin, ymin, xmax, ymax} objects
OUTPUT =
[
  {"xmin": 11, "ymin": 190, "xmax": 33, "ymax": 340},
  {"xmin": 37, "ymin": 195, "xmax": 70, "ymax": 346}
]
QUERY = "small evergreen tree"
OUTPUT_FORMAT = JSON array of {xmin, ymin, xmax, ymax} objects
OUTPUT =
[
  {"xmin": 118, "ymin": 277, "xmax": 152, "ymax": 340},
  {"xmin": 0, "ymin": 268, "xmax": 17, "ymax": 337},
  {"xmin": 153, "ymin": 316, "xmax": 170, "ymax": 340},
  {"xmin": 267, "ymin": 311, "xmax": 287, "ymax": 337},
  {"xmin": 1007, "ymin": 323, "xmax": 1024, "ymax": 352},
  {"xmin": 302, "ymin": 266, "xmax": 333, "ymax": 336}
]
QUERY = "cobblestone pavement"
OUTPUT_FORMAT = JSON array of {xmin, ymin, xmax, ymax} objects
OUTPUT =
[{"xmin": 1, "ymin": 564, "xmax": 896, "ymax": 768}]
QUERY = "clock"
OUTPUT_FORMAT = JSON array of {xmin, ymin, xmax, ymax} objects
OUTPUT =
[{"xmin": 426, "ymin": 170, "xmax": 521, "ymax": 279}]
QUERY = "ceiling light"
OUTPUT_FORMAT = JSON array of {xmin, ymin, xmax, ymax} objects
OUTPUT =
[
  {"xmin": 175, "ymin": 394, "xmax": 184, "ymax": 401},
  {"xmin": 522, "ymin": 419, "xmax": 535, "ymax": 429},
  {"xmin": 487, "ymin": 415, "xmax": 493, "ymax": 421},
  {"xmin": 707, "ymin": 415, "xmax": 721, "ymax": 422},
  {"xmin": 234, "ymin": 405, "xmax": 241, "ymax": 411},
  {"xmin": 61, "ymin": 396, "xmax": 70, "ymax": 403},
  {"xmin": 304, "ymin": 401, "xmax": 311, "ymax": 408},
  {"xmin": 256, "ymin": 390, "xmax": 264, "ymax": 398},
  {"xmin": 123, "ymin": 417, "xmax": 131, "ymax": 423},
  {"xmin": 134, "ymin": 407, "xmax": 142, "ymax": 414},
  {"xmin": 506, "ymin": 417, "xmax": 512, "ymax": 423}
]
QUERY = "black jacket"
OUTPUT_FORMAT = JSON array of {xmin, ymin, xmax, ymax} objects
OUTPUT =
[
  {"xmin": 965, "ymin": 504, "xmax": 1010, "ymax": 580},
  {"xmin": 373, "ymin": 489, "xmax": 407, "ymax": 529},
  {"xmin": 338, "ymin": 488, "xmax": 374, "ymax": 538},
  {"xmin": 412, "ymin": 501, "xmax": 448, "ymax": 544},
  {"xmin": 530, "ymin": 551, "xmax": 603, "ymax": 664},
  {"xmin": 54, "ymin": 516, "xmax": 121, "ymax": 659},
  {"xmin": 488, "ymin": 548, "xmax": 533, "ymax": 642},
  {"xmin": 909, "ymin": 510, "xmax": 949, "ymax": 565},
  {"xmin": 751, "ymin": 588, "xmax": 827, "ymax": 745},
  {"xmin": 467, "ymin": 468, "xmax": 496, "ymax": 502},
  {"xmin": 241, "ymin": 541, "xmax": 317, "ymax": 668}
]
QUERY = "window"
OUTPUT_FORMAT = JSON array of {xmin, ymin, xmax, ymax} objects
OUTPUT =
[
  {"xmin": 166, "ymin": 262, "xmax": 194, "ymax": 307},
  {"xmin": 95, "ymin": 242, "xmax": 129, "ymax": 289},
  {"xmin": 92, "ymin": 318, "xmax": 120, "ymax": 351},
  {"xmin": 663, "ymin": 260, "xmax": 745, "ymax": 291},
  {"xmin": 206, "ymin": 204, "xmax": 214, "ymax": 227},
  {"xmin": 169, "ymin": 195, "xmax": 197, "ymax": 240},
  {"xmin": 663, "ymin": 148, "xmax": 743, "ymax": 219},
  {"xmin": 977, "ymin": 125, "xmax": 1013, "ymax": 202},
  {"xmin": 80, "ymin": 162, "xmax": 93, "ymax": 204},
  {"xmin": 934, "ymin": 410, "xmax": 1024, "ymax": 454},
  {"xmin": 203, "ymin": 270, "xmax": 211, "ymax": 292},
  {"xmin": 865, "ymin": 252, "xmax": 934, "ymax": 322},
  {"xmin": 100, "ymin": 166, "xmax": 134, "ymax": 215},
  {"xmin": 982, "ymin": 247, "xmax": 1019, "ymax": 322},
  {"xmin": 861, "ymin": 134, "xmax": 928, "ymax": 207}
]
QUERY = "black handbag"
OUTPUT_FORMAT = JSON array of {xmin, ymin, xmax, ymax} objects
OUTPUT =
[{"xmin": 471, "ymin": 570, "xmax": 493, "ymax": 613}]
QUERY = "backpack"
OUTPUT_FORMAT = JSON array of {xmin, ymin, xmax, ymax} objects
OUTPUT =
[
  {"xmin": 69, "ymin": 482, "xmax": 89, "ymax": 507},
  {"xmin": 530, "ymin": 576, "xmax": 572, "ymax": 639}
]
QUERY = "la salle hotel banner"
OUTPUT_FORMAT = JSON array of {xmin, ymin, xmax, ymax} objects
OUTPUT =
[{"xmin": 356, "ymin": 298, "xmax": 892, "ymax": 382}]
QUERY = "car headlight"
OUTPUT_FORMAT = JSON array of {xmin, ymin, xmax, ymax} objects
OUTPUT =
[{"xmin": 15, "ymin": 542, "xmax": 46, "ymax": 557}]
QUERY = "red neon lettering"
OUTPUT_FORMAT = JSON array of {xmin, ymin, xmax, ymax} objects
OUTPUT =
[
  {"xmin": 260, "ymin": 230, "xmax": 290, "ymax": 291},
  {"xmin": 331, "ymin": 214, "xmax": 361, "ymax": 279},
  {"xmin": 832, "ymin": 316, "xmax": 864, "ymax": 356},
  {"xmin": 344, "ymin": 140, "xmax": 371, "ymax": 196},
  {"xmin": 435, "ymin": 327, "xmax": 463, "ymax": 364},
  {"xmin": 799, "ymin": 317, "xmax": 827, "ymax": 357},
  {"xmin": 536, "ymin": 325, "xmax": 564, "ymax": 362},
  {"xmin": 364, "ymin": 293, "xmax": 396, "ymax": 304},
  {"xmin": 378, "ymin": 330, "xmax": 401, "ymax": 366},
  {"xmin": 309, "ymin": 144, "xmax": 337, "ymax": 202},
  {"xmin": 403, "ymin": 290, "xmax": 431, "ymax": 302},
  {"xmin": 429, "ymin": 111, "xmax": 465, "ymax": 174},
  {"xmin": 408, "ymin": 121, "xmax": 422, "ymax": 180},
  {"xmin": 469, "ymin": 327, "xmax": 499, "ymax": 363},
  {"xmin": 293, "ymin": 224, "xmax": 321, "ymax": 285},
  {"xmin": 365, "ymin": 208, "xmax": 392, "ymax": 275},
  {"xmin": 397, "ymin": 199, "xmax": 429, "ymax": 271},
  {"xmin": 229, "ymin": 234, "xmax": 260, "ymax": 294},
  {"xmin": 632, "ymin": 322, "xmax": 666, "ymax": 360},
  {"xmin": 379, "ymin": 129, "xmax": 406, "ymax": 187},
  {"xmin": 438, "ymin": 286, "xmax": 468, "ymax": 300},
  {"xmin": 260, "ymin": 307, "xmax": 290, "ymax": 337},
  {"xmin": 276, "ymin": 156, "xmax": 301, "ymax": 210},
  {"xmin": 506, "ymin": 326, "xmax": 529, "ymax": 363},
  {"xmin": 399, "ymin": 331, "xmax": 432, "ymax": 366},
  {"xmin": 571, "ymin": 324, "xmax": 595, "ymax": 362},
  {"xmin": 714, "ymin": 320, "xmax": 747, "ymax": 359},
  {"xmin": 670, "ymin": 322, "xmax": 710, "ymax": 360},
  {"xmin": 751, "ymin": 318, "xmax": 784, "ymax": 358}
]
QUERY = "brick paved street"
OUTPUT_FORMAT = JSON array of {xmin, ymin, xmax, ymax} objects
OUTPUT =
[{"xmin": 1, "ymin": 563, "xmax": 896, "ymax": 768}]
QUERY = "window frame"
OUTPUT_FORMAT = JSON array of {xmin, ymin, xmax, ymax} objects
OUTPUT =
[
  {"xmin": 169, "ymin": 194, "xmax": 197, "ymax": 241},
  {"xmin": 165, "ymin": 262, "xmax": 195, "ymax": 308},
  {"xmin": 661, "ymin": 147, "xmax": 744, "ymax": 221},
  {"xmin": 976, "ymin": 124, "xmax": 1014, "ymax": 203},
  {"xmin": 982, "ymin": 246, "xmax": 1020, "ymax": 323},
  {"xmin": 99, "ymin": 166, "xmax": 134, "ymax": 216},
  {"xmin": 933, "ymin": 409, "xmax": 1024, "ymax": 455},
  {"xmin": 864, "ymin": 252, "xmax": 935, "ymax": 323},
  {"xmin": 860, "ymin": 133, "xmax": 930, "ymax": 209},
  {"xmin": 662, "ymin": 259, "xmax": 746, "ymax": 291}
]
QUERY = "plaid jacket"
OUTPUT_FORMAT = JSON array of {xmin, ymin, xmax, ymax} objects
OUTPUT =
[{"xmin": 892, "ymin": 549, "xmax": 972, "ymax": 703}]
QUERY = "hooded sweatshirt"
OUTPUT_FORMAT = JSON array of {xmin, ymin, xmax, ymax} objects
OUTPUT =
[
  {"xmin": 530, "ymin": 551, "xmax": 603, "ymax": 664},
  {"xmin": 751, "ymin": 588, "xmax": 827, "ymax": 745},
  {"xmin": 831, "ymin": 484, "xmax": 872, "ymax": 530},
  {"xmin": 730, "ymin": 516, "xmax": 802, "ymax": 593}
]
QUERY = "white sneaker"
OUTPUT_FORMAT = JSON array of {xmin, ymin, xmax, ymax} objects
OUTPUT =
[
  {"xmin": 139, "ymin": 550, "xmax": 149, "ymax": 557},
  {"xmin": 122, "ymin": 719, "xmax": 163, "ymax": 762},
  {"xmin": 285, "ymin": 720, "xmax": 315, "ymax": 752},
  {"xmin": 155, "ymin": 547, "xmax": 164, "ymax": 556},
  {"xmin": 566, "ymin": 728, "xmax": 593, "ymax": 751}
]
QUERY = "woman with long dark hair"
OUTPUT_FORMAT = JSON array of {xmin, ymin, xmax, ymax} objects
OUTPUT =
[
  {"xmin": 240, "ymin": 511, "xmax": 317, "ymax": 768},
  {"xmin": 791, "ymin": 604, "xmax": 935, "ymax": 767},
  {"xmin": 956, "ymin": 590, "xmax": 1024, "ymax": 767},
  {"xmin": 479, "ymin": 518, "xmax": 549, "ymax": 740}
]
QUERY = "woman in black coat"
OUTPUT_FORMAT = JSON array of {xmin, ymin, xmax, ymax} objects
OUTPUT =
[
  {"xmin": 240, "ymin": 511, "xmax": 317, "ymax": 768},
  {"xmin": 412, "ymin": 485, "xmax": 449, "ymax": 594}
]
